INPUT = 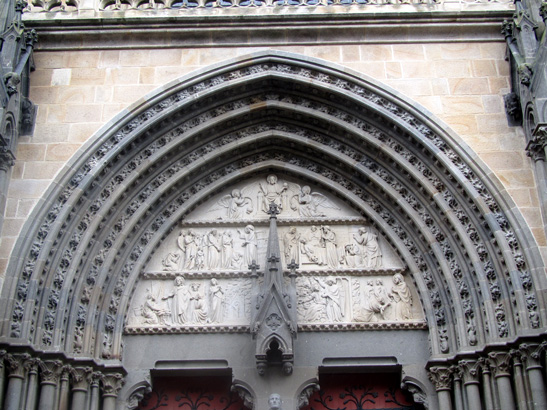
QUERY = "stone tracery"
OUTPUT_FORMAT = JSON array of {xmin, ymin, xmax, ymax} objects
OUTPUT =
[{"xmin": 0, "ymin": 52, "xmax": 544, "ymax": 407}]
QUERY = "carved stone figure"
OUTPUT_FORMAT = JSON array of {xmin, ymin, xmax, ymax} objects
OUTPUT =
[
  {"xmin": 178, "ymin": 229, "xmax": 199, "ymax": 270},
  {"xmin": 188, "ymin": 283, "xmax": 208, "ymax": 324},
  {"xmin": 390, "ymin": 273, "xmax": 412, "ymax": 320},
  {"xmin": 300, "ymin": 226, "xmax": 324, "ymax": 265},
  {"xmin": 207, "ymin": 229, "xmax": 221, "ymax": 270},
  {"xmin": 317, "ymin": 277, "xmax": 344, "ymax": 322},
  {"xmin": 283, "ymin": 227, "xmax": 301, "ymax": 265},
  {"xmin": 321, "ymin": 226, "xmax": 339, "ymax": 269},
  {"xmin": 290, "ymin": 185, "xmax": 339, "ymax": 217},
  {"xmin": 161, "ymin": 252, "xmax": 180, "ymax": 271},
  {"xmin": 220, "ymin": 231, "xmax": 234, "ymax": 269},
  {"xmin": 238, "ymin": 225, "xmax": 258, "ymax": 267},
  {"xmin": 214, "ymin": 188, "xmax": 253, "ymax": 219},
  {"xmin": 356, "ymin": 279, "xmax": 390, "ymax": 322},
  {"xmin": 142, "ymin": 291, "xmax": 169, "ymax": 325},
  {"xmin": 344, "ymin": 243, "xmax": 360, "ymax": 268},
  {"xmin": 258, "ymin": 174, "xmax": 288, "ymax": 213},
  {"xmin": 209, "ymin": 279, "xmax": 224, "ymax": 323},
  {"xmin": 297, "ymin": 278, "xmax": 325, "ymax": 322},
  {"xmin": 194, "ymin": 235, "xmax": 206, "ymax": 270},
  {"xmin": 162, "ymin": 276, "xmax": 190, "ymax": 325},
  {"xmin": 353, "ymin": 227, "xmax": 382, "ymax": 268},
  {"xmin": 268, "ymin": 393, "xmax": 282, "ymax": 410}
]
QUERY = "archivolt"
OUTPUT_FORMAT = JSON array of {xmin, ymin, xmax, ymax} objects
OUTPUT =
[{"xmin": 1, "ymin": 51, "xmax": 545, "ymax": 365}]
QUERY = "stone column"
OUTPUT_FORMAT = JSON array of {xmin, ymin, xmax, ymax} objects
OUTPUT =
[
  {"xmin": 520, "ymin": 343, "xmax": 547, "ymax": 410},
  {"xmin": 459, "ymin": 359, "xmax": 483, "ymax": 410},
  {"xmin": 37, "ymin": 360, "xmax": 63, "ymax": 410},
  {"xmin": 489, "ymin": 351, "xmax": 516, "ymax": 410},
  {"xmin": 0, "ymin": 350, "xmax": 7, "ymax": 408},
  {"xmin": 526, "ymin": 125, "xmax": 547, "ymax": 233},
  {"xmin": 450, "ymin": 365, "xmax": 464, "ymax": 410},
  {"xmin": 70, "ymin": 367, "xmax": 93, "ymax": 410},
  {"xmin": 510, "ymin": 350, "xmax": 528, "ymax": 410},
  {"xmin": 428, "ymin": 366, "xmax": 453, "ymax": 410},
  {"xmin": 478, "ymin": 357, "xmax": 495, "ymax": 410},
  {"xmin": 101, "ymin": 373, "xmax": 125, "ymax": 410},
  {"xmin": 89, "ymin": 372, "xmax": 103, "ymax": 410},
  {"xmin": 23, "ymin": 358, "xmax": 40, "ymax": 410},
  {"xmin": 4, "ymin": 353, "xmax": 30, "ymax": 410},
  {"xmin": 58, "ymin": 366, "xmax": 71, "ymax": 410}
]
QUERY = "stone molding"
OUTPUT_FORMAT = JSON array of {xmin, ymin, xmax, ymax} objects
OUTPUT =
[{"xmin": 22, "ymin": 6, "xmax": 514, "ymax": 51}]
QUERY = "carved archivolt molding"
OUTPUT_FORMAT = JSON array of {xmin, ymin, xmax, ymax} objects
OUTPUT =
[{"xmin": 1, "ymin": 51, "xmax": 544, "ymax": 364}]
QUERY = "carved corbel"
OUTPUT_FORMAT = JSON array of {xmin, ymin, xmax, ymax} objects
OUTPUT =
[
  {"xmin": 297, "ymin": 382, "xmax": 320, "ymax": 409},
  {"xmin": 401, "ymin": 380, "xmax": 429, "ymax": 410},
  {"xmin": 232, "ymin": 381, "xmax": 254, "ymax": 410}
]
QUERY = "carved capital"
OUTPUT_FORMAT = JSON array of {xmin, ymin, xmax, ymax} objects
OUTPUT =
[
  {"xmin": 102, "ymin": 373, "xmax": 125, "ymax": 397},
  {"xmin": 23, "ymin": 357, "xmax": 40, "ymax": 375},
  {"xmin": 428, "ymin": 366, "xmax": 452, "ymax": 391},
  {"xmin": 519, "ymin": 343, "xmax": 544, "ymax": 370},
  {"xmin": 5, "ymin": 353, "xmax": 30, "ymax": 379},
  {"xmin": 477, "ymin": 357, "xmax": 491, "ymax": 375},
  {"xmin": 91, "ymin": 371, "xmax": 103, "ymax": 388},
  {"xmin": 127, "ymin": 384, "xmax": 152, "ymax": 410},
  {"xmin": 458, "ymin": 359, "xmax": 481, "ymax": 385},
  {"xmin": 39, "ymin": 360, "xmax": 63, "ymax": 385},
  {"xmin": 71, "ymin": 366, "xmax": 93, "ymax": 391},
  {"xmin": 488, "ymin": 351, "xmax": 513, "ymax": 378}
]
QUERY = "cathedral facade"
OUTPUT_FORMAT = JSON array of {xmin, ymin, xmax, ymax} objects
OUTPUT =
[{"xmin": 0, "ymin": 0, "xmax": 546, "ymax": 409}]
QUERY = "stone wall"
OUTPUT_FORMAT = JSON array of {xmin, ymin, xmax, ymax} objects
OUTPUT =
[{"xmin": 1, "ymin": 41, "xmax": 544, "ymax": 285}]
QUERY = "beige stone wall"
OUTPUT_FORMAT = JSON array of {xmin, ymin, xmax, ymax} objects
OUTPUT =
[{"xmin": 1, "ymin": 42, "xmax": 543, "ymax": 279}]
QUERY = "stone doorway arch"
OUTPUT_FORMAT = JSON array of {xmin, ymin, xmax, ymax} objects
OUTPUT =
[{"xmin": 1, "ymin": 51, "xmax": 545, "ymax": 410}]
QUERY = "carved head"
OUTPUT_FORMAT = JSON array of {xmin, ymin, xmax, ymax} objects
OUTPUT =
[
  {"xmin": 245, "ymin": 225, "xmax": 254, "ymax": 233},
  {"xmin": 267, "ymin": 174, "xmax": 278, "ymax": 184},
  {"xmin": 302, "ymin": 185, "xmax": 311, "ymax": 194},
  {"xmin": 231, "ymin": 189, "xmax": 241, "ymax": 198},
  {"xmin": 268, "ymin": 393, "xmax": 282, "ymax": 410}
]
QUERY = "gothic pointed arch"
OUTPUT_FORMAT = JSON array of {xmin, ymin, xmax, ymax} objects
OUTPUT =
[{"xmin": 1, "ymin": 51, "xmax": 545, "ymax": 380}]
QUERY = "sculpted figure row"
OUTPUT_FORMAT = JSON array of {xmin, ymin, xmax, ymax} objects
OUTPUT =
[
  {"xmin": 212, "ymin": 174, "xmax": 340, "ymax": 219},
  {"xmin": 297, "ymin": 273, "xmax": 413, "ymax": 323},
  {"xmin": 131, "ymin": 273, "xmax": 416, "ymax": 328},
  {"xmin": 285, "ymin": 225, "xmax": 382, "ymax": 269},
  {"xmin": 162, "ymin": 226, "xmax": 258, "ymax": 271},
  {"xmin": 138, "ymin": 277, "xmax": 254, "ymax": 326}
]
